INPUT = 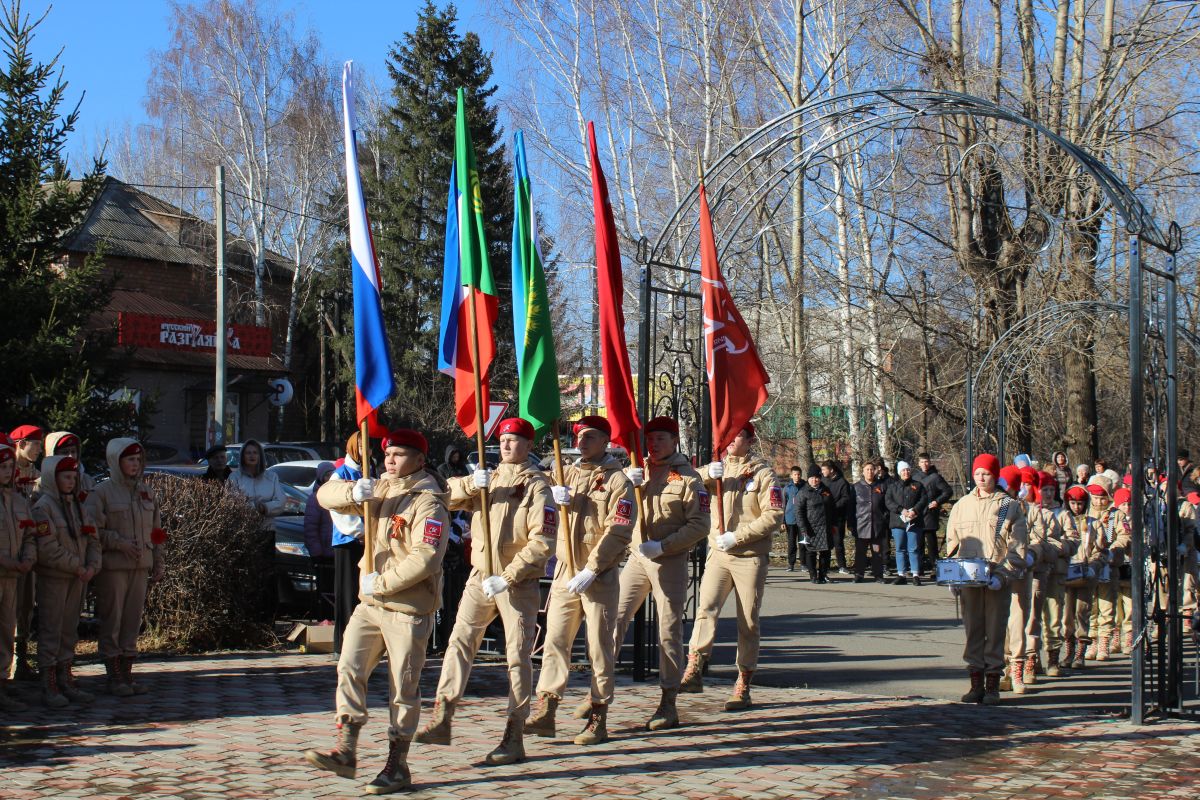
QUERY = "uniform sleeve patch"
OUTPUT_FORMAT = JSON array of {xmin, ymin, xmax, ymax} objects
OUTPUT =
[
  {"xmin": 698, "ymin": 491, "xmax": 711, "ymax": 513},
  {"xmin": 544, "ymin": 506, "xmax": 558, "ymax": 528},
  {"xmin": 614, "ymin": 497, "xmax": 633, "ymax": 526},
  {"xmin": 35, "ymin": 520, "xmax": 50, "ymax": 537},
  {"xmin": 770, "ymin": 486, "xmax": 784, "ymax": 509},
  {"xmin": 422, "ymin": 518, "xmax": 444, "ymax": 546}
]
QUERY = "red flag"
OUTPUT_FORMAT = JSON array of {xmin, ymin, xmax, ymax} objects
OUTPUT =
[
  {"xmin": 588, "ymin": 122, "xmax": 642, "ymax": 454},
  {"xmin": 698, "ymin": 180, "xmax": 769, "ymax": 457}
]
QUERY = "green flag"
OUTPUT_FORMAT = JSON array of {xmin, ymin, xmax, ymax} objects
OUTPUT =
[{"xmin": 511, "ymin": 131, "xmax": 560, "ymax": 438}]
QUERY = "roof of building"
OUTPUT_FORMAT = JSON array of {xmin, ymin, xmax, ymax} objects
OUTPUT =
[{"xmin": 61, "ymin": 177, "xmax": 293, "ymax": 278}]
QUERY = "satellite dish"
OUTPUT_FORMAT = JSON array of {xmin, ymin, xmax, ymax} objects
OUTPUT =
[{"xmin": 267, "ymin": 377, "xmax": 294, "ymax": 407}]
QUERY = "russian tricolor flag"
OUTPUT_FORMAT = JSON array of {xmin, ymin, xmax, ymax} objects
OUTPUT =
[{"xmin": 342, "ymin": 61, "xmax": 394, "ymax": 433}]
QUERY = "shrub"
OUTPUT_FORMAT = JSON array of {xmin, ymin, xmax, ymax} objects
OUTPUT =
[{"xmin": 142, "ymin": 474, "xmax": 277, "ymax": 652}]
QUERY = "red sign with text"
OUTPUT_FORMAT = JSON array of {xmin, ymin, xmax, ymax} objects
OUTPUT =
[{"xmin": 118, "ymin": 312, "xmax": 272, "ymax": 357}]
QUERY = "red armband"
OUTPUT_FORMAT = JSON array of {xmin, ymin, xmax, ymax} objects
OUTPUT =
[{"xmin": 82, "ymin": 525, "xmax": 98, "ymax": 537}]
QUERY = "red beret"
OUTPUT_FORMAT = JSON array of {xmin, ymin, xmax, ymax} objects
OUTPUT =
[
  {"xmin": 1188, "ymin": 492, "xmax": 1200, "ymax": 505},
  {"xmin": 998, "ymin": 465, "xmax": 1022, "ymax": 487},
  {"xmin": 56, "ymin": 456, "xmax": 79, "ymax": 474},
  {"xmin": 381, "ymin": 429, "xmax": 428, "ymax": 456},
  {"xmin": 1018, "ymin": 466, "xmax": 1039, "ymax": 487},
  {"xmin": 1039, "ymin": 471, "xmax": 1057, "ymax": 488},
  {"xmin": 497, "ymin": 418, "xmax": 535, "ymax": 440},
  {"xmin": 572, "ymin": 416, "xmax": 611, "ymax": 438},
  {"xmin": 972, "ymin": 453, "xmax": 1000, "ymax": 477},
  {"xmin": 1085, "ymin": 483, "xmax": 1108, "ymax": 496},
  {"xmin": 644, "ymin": 417, "xmax": 679, "ymax": 436},
  {"xmin": 0, "ymin": 445, "xmax": 13, "ymax": 464},
  {"xmin": 120, "ymin": 442, "xmax": 144, "ymax": 459},
  {"xmin": 1113, "ymin": 487, "xmax": 1132, "ymax": 506},
  {"xmin": 10, "ymin": 425, "xmax": 43, "ymax": 442},
  {"xmin": 1122, "ymin": 473, "xmax": 1133, "ymax": 487},
  {"xmin": 53, "ymin": 433, "xmax": 80, "ymax": 453},
  {"xmin": 1065, "ymin": 486, "xmax": 1088, "ymax": 502}
]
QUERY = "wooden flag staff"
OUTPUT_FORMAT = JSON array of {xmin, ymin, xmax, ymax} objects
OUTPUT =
[
  {"xmin": 465, "ymin": 291, "xmax": 495, "ymax": 578},
  {"xmin": 550, "ymin": 420, "xmax": 575, "ymax": 575},
  {"xmin": 360, "ymin": 420, "xmax": 373, "ymax": 567}
]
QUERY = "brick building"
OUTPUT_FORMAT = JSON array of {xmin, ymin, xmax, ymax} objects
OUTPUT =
[{"xmin": 57, "ymin": 178, "xmax": 301, "ymax": 461}]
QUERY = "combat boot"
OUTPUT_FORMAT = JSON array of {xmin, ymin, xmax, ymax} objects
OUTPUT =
[
  {"xmin": 1010, "ymin": 660, "xmax": 1026, "ymax": 695},
  {"xmin": 1072, "ymin": 642, "xmax": 1087, "ymax": 670},
  {"xmin": 1024, "ymin": 656, "xmax": 1038, "ymax": 685},
  {"xmin": 572, "ymin": 696, "xmax": 593, "ymax": 719},
  {"xmin": 1109, "ymin": 630, "xmax": 1122, "ymax": 655},
  {"xmin": 960, "ymin": 670, "xmax": 984, "ymax": 703},
  {"xmin": 1045, "ymin": 648, "xmax": 1062, "ymax": 678},
  {"xmin": 41, "ymin": 668, "xmax": 69, "ymax": 709},
  {"xmin": 526, "ymin": 692, "xmax": 558, "ymax": 738},
  {"xmin": 646, "ymin": 688, "xmax": 679, "ymax": 731},
  {"xmin": 679, "ymin": 652, "xmax": 707, "ymax": 693},
  {"xmin": 304, "ymin": 716, "xmax": 361, "ymax": 778},
  {"xmin": 0, "ymin": 678, "xmax": 28, "ymax": 712},
  {"xmin": 365, "ymin": 737, "xmax": 412, "ymax": 794},
  {"xmin": 1084, "ymin": 640, "xmax": 1098, "ymax": 660},
  {"xmin": 121, "ymin": 656, "xmax": 149, "ymax": 695},
  {"xmin": 1063, "ymin": 639, "xmax": 1076, "ymax": 671},
  {"xmin": 1095, "ymin": 635, "xmax": 1110, "ymax": 662},
  {"xmin": 981, "ymin": 672, "xmax": 1001, "ymax": 705},
  {"xmin": 58, "ymin": 661, "xmax": 95, "ymax": 704},
  {"xmin": 574, "ymin": 702, "xmax": 608, "ymax": 745},
  {"xmin": 105, "ymin": 658, "xmax": 133, "ymax": 697},
  {"xmin": 998, "ymin": 666, "xmax": 1013, "ymax": 692},
  {"xmin": 1123, "ymin": 630, "xmax": 1134, "ymax": 653},
  {"xmin": 724, "ymin": 670, "xmax": 753, "ymax": 711},
  {"xmin": 484, "ymin": 716, "xmax": 526, "ymax": 766},
  {"xmin": 415, "ymin": 697, "xmax": 455, "ymax": 745}
]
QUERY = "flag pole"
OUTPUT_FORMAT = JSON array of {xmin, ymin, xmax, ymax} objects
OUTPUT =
[
  {"xmin": 550, "ymin": 420, "xmax": 575, "ymax": 575},
  {"xmin": 630, "ymin": 431, "xmax": 650, "ymax": 540},
  {"xmin": 697, "ymin": 151, "xmax": 727, "ymax": 533},
  {"xmin": 360, "ymin": 420, "xmax": 373, "ymax": 567},
  {"xmin": 465, "ymin": 291, "xmax": 495, "ymax": 577}
]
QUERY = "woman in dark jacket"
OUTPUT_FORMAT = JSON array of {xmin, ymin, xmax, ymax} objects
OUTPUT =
[
  {"xmin": 884, "ymin": 462, "xmax": 929, "ymax": 585},
  {"xmin": 303, "ymin": 461, "xmax": 336, "ymax": 620},
  {"xmin": 821, "ymin": 460, "xmax": 855, "ymax": 573},
  {"xmin": 796, "ymin": 464, "xmax": 835, "ymax": 583}
]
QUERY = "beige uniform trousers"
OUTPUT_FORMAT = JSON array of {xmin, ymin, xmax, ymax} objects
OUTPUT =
[
  {"xmin": 1115, "ymin": 579, "xmax": 1132, "ymax": 639},
  {"xmin": 612, "ymin": 551, "xmax": 689, "ymax": 689},
  {"xmin": 94, "ymin": 568, "xmax": 149, "ymax": 659},
  {"xmin": 1065, "ymin": 583, "xmax": 1094, "ymax": 644},
  {"xmin": 336, "ymin": 601, "xmax": 433, "ymax": 740},
  {"xmin": 535, "ymin": 561, "xmax": 618, "ymax": 704},
  {"xmin": 1091, "ymin": 580, "xmax": 1117, "ymax": 641},
  {"xmin": 1025, "ymin": 572, "xmax": 1050, "ymax": 655},
  {"xmin": 1004, "ymin": 575, "xmax": 1031, "ymax": 663},
  {"xmin": 1041, "ymin": 574, "xmax": 1066, "ymax": 653},
  {"xmin": 434, "ymin": 570, "xmax": 539, "ymax": 718},
  {"xmin": 0, "ymin": 577, "xmax": 16, "ymax": 677},
  {"xmin": 36, "ymin": 575, "xmax": 85, "ymax": 669},
  {"xmin": 15, "ymin": 571, "xmax": 33, "ymax": 646},
  {"xmin": 687, "ymin": 549, "xmax": 768, "ymax": 671},
  {"xmin": 960, "ymin": 585, "xmax": 1010, "ymax": 673}
]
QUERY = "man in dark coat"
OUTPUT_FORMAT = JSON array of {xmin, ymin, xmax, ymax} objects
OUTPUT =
[
  {"xmin": 821, "ymin": 461, "xmax": 854, "ymax": 573},
  {"xmin": 916, "ymin": 452, "xmax": 953, "ymax": 576},
  {"xmin": 796, "ymin": 464, "xmax": 834, "ymax": 583},
  {"xmin": 853, "ymin": 460, "xmax": 888, "ymax": 582}
]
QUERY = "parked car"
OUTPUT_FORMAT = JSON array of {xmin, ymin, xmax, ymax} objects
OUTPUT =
[
  {"xmin": 271, "ymin": 482, "xmax": 321, "ymax": 615},
  {"xmin": 202, "ymin": 442, "xmax": 323, "ymax": 469},
  {"xmin": 267, "ymin": 460, "xmax": 328, "ymax": 494},
  {"xmin": 276, "ymin": 441, "xmax": 341, "ymax": 461}
]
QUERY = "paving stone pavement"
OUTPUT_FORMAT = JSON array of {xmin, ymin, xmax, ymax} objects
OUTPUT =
[{"xmin": 2, "ymin": 651, "xmax": 1199, "ymax": 799}]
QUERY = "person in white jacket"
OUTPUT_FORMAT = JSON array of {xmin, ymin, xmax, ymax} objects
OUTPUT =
[{"xmin": 229, "ymin": 440, "xmax": 285, "ymax": 517}]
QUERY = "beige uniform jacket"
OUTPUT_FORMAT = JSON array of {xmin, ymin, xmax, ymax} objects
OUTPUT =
[
  {"xmin": 15, "ymin": 461, "xmax": 40, "ymax": 502},
  {"xmin": 944, "ymin": 489, "xmax": 1028, "ymax": 587},
  {"xmin": 32, "ymin": 458, "xmax": 101, "ymax": 579},
  {"xmin": 557, "ymin": 456, "xmax": 635, "ymax": 575},
  {"xmin": 698, "ymin": 454, "xmax": 784, "ymax": 557},
  {"xmin": 87, "ymin": 437, "xmax": 164, "ymax": 572},
  {"xmin": 1047, "ymin": 509, "xmax": 1080, "ymax": 576},
  {"xmin": 1068, "ymin": 513, "xmax": 1106, "ymax": 572},
  {"xmin": 1098, "ymin": 508, "xmax": 1132, "ymax": 566},
  {"xmin": 448, "ymin": 462, "xmax": 555, "ymax": 585},
  {"xmin": 0, "ymin": 486, "xmax": 36, "ymax": 577},
  {"xmin": 632, "ymin": 452, "xmax": 710, "ymax": 556},
  {"xmin": 319, "ymin": 471, "xmax": 450, "ymax": 616},
  {"xmin": 1025, "ymin": 505, "xmax": 1062, "ymax": 576}
]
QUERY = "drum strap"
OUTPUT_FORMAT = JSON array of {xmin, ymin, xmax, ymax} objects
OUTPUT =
[{"xmin": 993, "ymin": 496, "xmax": 1012, "ymax": 563}]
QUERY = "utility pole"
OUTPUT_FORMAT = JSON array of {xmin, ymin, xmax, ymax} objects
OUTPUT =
[{"xmin": 215, "ymin": 164, "xmax": 227, "ymax": 447}]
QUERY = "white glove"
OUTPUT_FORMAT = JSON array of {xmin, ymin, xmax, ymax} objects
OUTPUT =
[
  {"xmin": 625, "ymin": 467, "xmax": 644, "ymax": 487},
  {"xmin": 473, "ymin": 468, "xmax": 490, "ymax": 489},
  {"xmin": 566, "ymin": 568, "xmax": 597, "ymax": 594},
  {"xmin": 482, "ymin": 574, "xmax": 509, "ymax": 598},
  {"xmin": 987, "ymin": 575, "xmax": 1002, "ymax": 591},
  {"xmin": 360, "ymin": 571, "xmax": 378, "ymax": 596},
  {"xmin": 1025, "ymin": 552, "xmax": 1035, "ymax": 567},
  {"xmin": 708, "ymin": 461, "xmax": 724, "ymax": 479},
  {"xmin": 1179, "ymin": 543, "xmax": 1189, "ymax": 557},
  {"xmin": 639, "ymin": 540, "xmax": 663, "ymax": 560},
  {"xmin": 352, "ymin": 478, "xmax": 376, "ymax": 502},
  {"xmin": 552, "ymin": 485, "xmax": 572, "ymax": 505},
  {"xmin": 716, "ymin": 532, "xmax": 738, "ymax": 551}
]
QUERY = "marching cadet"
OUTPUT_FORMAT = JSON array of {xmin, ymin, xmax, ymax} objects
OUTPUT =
[
  {"xmin": 1085, "ymin": 475, "xmax": 1122, "ymax": 661},
  {"xmin": 87, "ymin": 439, "xmax": 166, "ymax": 696},
  {"xmin": 680, "ymin": 424, "xmax": 783, "ymax": 711},
  {"xmin": 0, "ymin": 443, "xmax": 36, "ymax": 710},
  {"xmin": 1020, "ymin": 473, "xmax": 1064, "ymax": 686},
  {"xmin": 416, "ymin": 418, "xmax": 555, "ymax": 766},
  {"xmin": 1107, "ymin": 487, "xmax": 1138, "ymax": 656},
  {"xmin": 527, "ymin": 416, "xmax": 634, "ymax": 746},
  {"xmin": 999, "ymin": 466, "xmax": 1035, "ymax": 693},
  {"xmin": 1042, "ymin": 482, "xmax": 1080, "ymax": 677},
  {"xmin": 609, "ymin": 416, "xmax": 709, "ymax": 731},
  {"xmin": 1062, "ymin": 485, "xmax": 1104, "ymax": 670},
  {"xmin": 9, "ymin": 424, "xmax": 42, "ymax": 681},
  {"xmin": 32, "ymin": 455, "xmax": 102, "ymax": 708},
  {"xmin": 946, "ymin": 454, "xmax": 1027, "ymax": 705},
  {"xmin": 40, "ymin": 432, "xmax": 96, "ymax": 496},
  {"xmin": 304, "ymin": 429, "xmax": 450, "ymax": 794}
]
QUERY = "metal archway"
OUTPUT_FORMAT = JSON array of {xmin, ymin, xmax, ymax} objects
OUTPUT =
[{"xmin": 635, "ymin": 88, "xmax": 1188, "ymax": 723}]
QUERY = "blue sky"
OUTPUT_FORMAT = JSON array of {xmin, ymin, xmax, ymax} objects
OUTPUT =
[{"xmin": 25, "ymin": 0, "xmax": 501, "ymax": 165}]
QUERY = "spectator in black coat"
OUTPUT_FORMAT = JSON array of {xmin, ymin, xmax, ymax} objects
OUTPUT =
[
  {"xmin": 885, "ymin": 461, "xmax": 929, "ymax": 585},
  {"xmin": 303, "ymin": 461, "xmax": 337, "ymax": 621},
  {"xmin": 821, "ymin": 460, "xmax": 854, "ymax": 573},
  {"xmin": 796, "ymin": 464, "xmax": 834, "ymax": 583},
  {"xmin": 853, "ymin": 460, "xmax": 888, "ymax": 582},
  {"xmin": 1177, "ymin": 449, "xmax": 1198, "ymax": 495},
  {"xmin": 916, "ymin": 452, "xmax": 953, "ymax": 575}
]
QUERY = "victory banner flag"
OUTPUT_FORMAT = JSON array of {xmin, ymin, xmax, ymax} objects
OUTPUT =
[
  {"xmin": 587, "ymin": 121, "xmax": 642, "ymax": 454},
  {"xmin": 511, "ymin": 131, "xmax": 560, "ymax": 438},
  {"xmin": 438, "ymin": 88, "xmax": 499, "ymax": 438},
  {"xmin": 698, "ymin": 179, "xmax": 769, "ymax": 456},
  {"xmin": 342, "ymin": 61, "xmax": 394, "ymax": 434}
]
